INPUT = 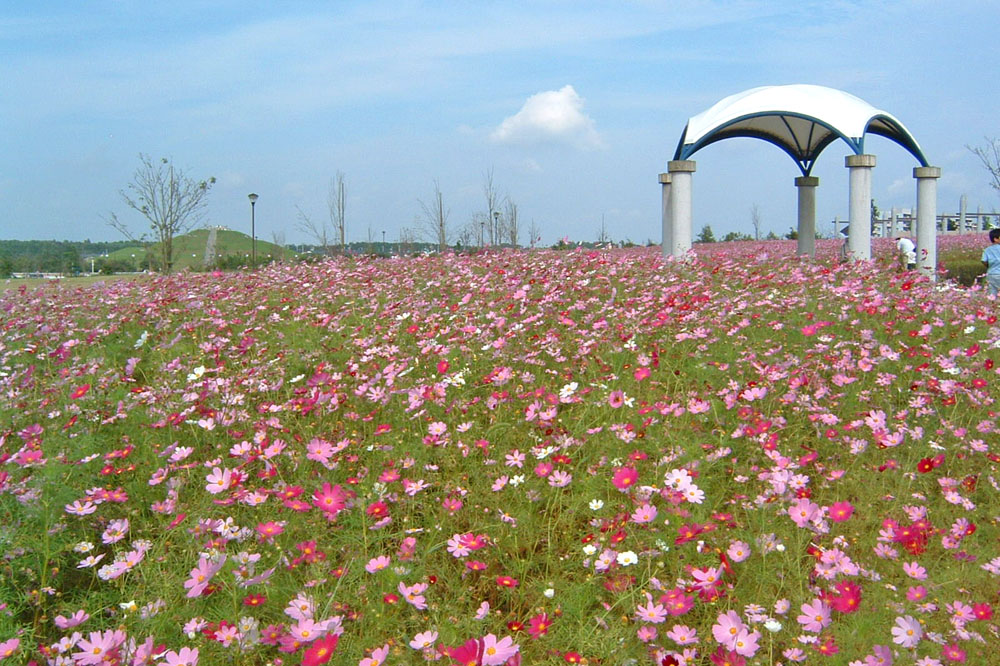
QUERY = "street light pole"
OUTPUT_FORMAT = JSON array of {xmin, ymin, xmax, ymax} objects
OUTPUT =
[
  {"xmin": 382, "ymin": 230, "xmax": 386, "ymax": 255},
  {"xmin": 248, "ymin": 193, "xmax": 259, "ymax": 266}
]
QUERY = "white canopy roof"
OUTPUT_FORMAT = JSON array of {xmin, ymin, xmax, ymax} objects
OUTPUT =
[{"xmin": 673, "ymin": 84, "xmax": 927, "ymax": 174}]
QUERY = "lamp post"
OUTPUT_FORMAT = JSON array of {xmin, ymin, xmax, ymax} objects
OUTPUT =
[
  {"xmin": 493, "ymin": 210, "xmax": 500, "ymax": 246},
  {"xmin": 382, "ymin": 230, "xmax": 386, "ymax": 256},
  {"xmin": 248, "ymin": 193, "xmax": 259, "ymax": 266}
]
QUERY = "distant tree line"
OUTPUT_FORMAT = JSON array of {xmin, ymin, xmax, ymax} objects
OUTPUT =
[{"xmin": 0, "ymin": 239, "xmax": 136, "ymax": 276}]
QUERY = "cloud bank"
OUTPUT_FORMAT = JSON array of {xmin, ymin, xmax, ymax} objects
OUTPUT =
[{"xmin": 491, "ymin": 85, "xmax": 603, "ymax": 149}]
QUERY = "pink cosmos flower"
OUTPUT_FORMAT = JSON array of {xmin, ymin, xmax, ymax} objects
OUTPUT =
[
  {"xmin": 548, "ymin": 470, "xmax": 572, "ymax": 487},
  {"xmin": 365, "ymin": 555, "xmax": 391, "ymax": 573},
  {"xmin": 409, "ymin": 630, "xmax": 438, "ymax": 650},
  {"xmin": 204, "ymin": 466, "xmax": 234, "ymax": 494},
  {"xmin": 0, "ymin": 638, "xmax": 19, "ymax": 661},
  {"xmin": 631, "ymin": 503, "xmax": 658, "ymax": 524},
  {"xmin": 868, "ymin": 644, "xmax": 893, "ymax": 666},
  {"xmin": 637, "ymin": 625, "xmax": 657, "ymax": 642},
  {"xmin": 399, "ymin": 581, "xmax": 428, "ymax": 610},
  {"xmin": 256, "ymin": 521, "xmax": 284, "ymax": 542},
  {"xmin": 732, "ymin": 627, "xmax": 761, "ymax": 658},
  {"xmin": 65, "ymin": 500, "xmax": 97, "ymax": 516},
  {"xmin": 53, "ymin": 609, "xmax": 89, "ymax": 629},
  {"xmin": 890, "ymin": 615, "xmax": 922, "ymax": 648},
  {"xmin": 480, "ymin": 634, "xmax": 519, "ymax": 665},
  {"xmin": 359, "ymin": 643, "xmax": 389, "ymax": 666},
  {"xmin": 162, "ymin": 647, "xmax": 199, "ymax": 666},
  {"xmin": 902, "ymin": 561, "xmax": 928, "ymax": 580},
  {"xmin": 726, "ymin": 540, "xmax": 751, "ymax": 563},
  {"xmin": 183, "ymin": 555, "xmax": 226, "ymax": 598},
  {"xmin": 906, "ymin": 586, "xmax": 927, "ymax": 602},
  {"xmin": 666, "ymin": 624, "xmax": 698, "ymax": 646},
  {"xmin": 608, "ymin": 390, "xmax": 626, "ymax": 407},
  {"xmin": 692, "ymin": 566, "xmax": 723, "ymax": 592},
  {"xmin": 636, "ymin": 600, "xmax": 668, "ymax": 624},
  {"xmin": 711, "ymin": 610, "xmax": 745, "ymax": 649},
  {"xmin": 73, "ymin": 630, "xmax": 127, "ymax": 665},
  {"xmin": 788, "ymin": 497, "xmax": 820, "ymax": 528},
  {"xmin": 796, "ymin": 598, "xmax": 831, "ymax": 633}
]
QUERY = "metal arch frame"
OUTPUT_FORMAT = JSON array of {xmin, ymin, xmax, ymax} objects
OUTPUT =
[
  {"xmin": 862, "ymin": 114, "xmax": 929, "ymax": 167},
  {"xmin": 673, "ymin": 111, "xmax": 929, "ymax": 175}
]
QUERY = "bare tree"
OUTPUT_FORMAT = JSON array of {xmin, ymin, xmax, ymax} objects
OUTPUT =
[
  {"xmin": 296, "ymin": 172, "xmax": 346, "ymax": 256},
  {"xmin": 483, "ymin": 168, "xmax": 501, "ymax": 245},
  {"xmin": 398, "ymin": 226, "xmax": 418, "ymax": 256},
  {"xmin": 504, "ymin": 199, "xmax": 519, "ymax": 247},
  {"xmin": 750, "ymin": 204, "xmax": 763, "ymax": 241},
  {"xmin": 108, "ymin": 154, "xmax": 215, "ymax": 273},
  {"xmin": 968, "ymin": 137, "xmax": 1000, "ymax": 198},
  {"xmin": 295, "ymin": 205, "xmax": 331, "ymax": 256},
  {"xmin": 328, "ymin": 172, "xmax": 346, "ymax": 251},
  {"xmin": 528, "ymin": 219, "xmax": 542, "ymax": 248},
  {"xmin": 418, "ymin": 181, "xmax": 450, "ymax": 252},
  {"xmin": 270, "ymin": 230, "xmax": 286, "ymax": 261},
  {"xmin": 596, "ymin": 214, "xmax": 610, "ymax": 245}
]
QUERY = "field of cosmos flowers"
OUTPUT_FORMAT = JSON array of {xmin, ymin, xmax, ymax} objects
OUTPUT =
[{"xmin": 1, "ymin": 236, "xmax": 998, "ymax": 666}]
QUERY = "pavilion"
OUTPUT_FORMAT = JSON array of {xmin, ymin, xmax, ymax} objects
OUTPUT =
[{"xmin": 659, "ymin": 84, "xmax": 940, "ymax": 275}]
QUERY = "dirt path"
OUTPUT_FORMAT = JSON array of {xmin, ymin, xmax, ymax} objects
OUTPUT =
[{"xmin": 204, "ymin": 228, "xmax": 218, "ymax": 266}]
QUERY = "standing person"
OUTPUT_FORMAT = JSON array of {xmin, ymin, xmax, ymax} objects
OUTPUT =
[
  {"xmin": 895, "ymin": 236, "xmax": 916, "ymax": 270},
  {"xmin": 982, "ymin": 229, "xmax": 1000, "ymax": 297}
]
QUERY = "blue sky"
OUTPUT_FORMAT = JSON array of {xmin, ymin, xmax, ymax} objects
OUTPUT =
[{"xmin": 2, "ymin": 0, "xmax": 998, "ymax": 246}]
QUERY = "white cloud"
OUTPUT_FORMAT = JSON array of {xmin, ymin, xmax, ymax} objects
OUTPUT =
[
  {"xmin": 522, "ymin": 158, "xmax": 542, "ymax": 173},
  {"xmin": 491, "ymin": 85, "xmax": 603, "ymax": 149}
]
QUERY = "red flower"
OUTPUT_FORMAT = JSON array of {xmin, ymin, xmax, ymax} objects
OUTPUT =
[
  {"xmin": 916, "ymin": 457, "xmax": 934, "ymax": 473},
  {"xmin": 826, "ymin": 581, "xmax": 862, "ymax": 613},
  {"xmin": 302, "ymin": 634, "xmax": 338, "ymax": 666},
  {"xmin": 564, "ymin": 652, "xmax": 583, "ymax": 663},
  {"xmin": 527, "ymin": 612, "xmax": 551, "ymax": 639},
  {"xmin": 242, "ymin": 594, "xmax": 267, "ymax": 607},
  {"xmin": 366, "ymin": 501, "xmax": 389, "ymax": 518},
  {"xmin": 70, "ymin": 384, "xmax": 90, "ymax": 399},
  {"xmin": 674, "ymin": 523, "xmax": 704, "ymax": 545},
  {"xmin": 496, "ymin": 575, "xmax": 519, "ymax": 588},
  {"xmin": 709, "ymin": 646, "xmax": 746, "ymax": 666},
  {"xmin": 447, "ymin": 639, "xmax": 481, "ymax": 665},
  {"xmin": 828, "ymin": 501, "xmax": 854, "ymax": 523},
  {"xmin": 612, "ymin": 466, "xmax": 638, "ymax": 490},
  {"xmin": 941, "ymin": 643, "xmax": 966, "ymax": 663}
]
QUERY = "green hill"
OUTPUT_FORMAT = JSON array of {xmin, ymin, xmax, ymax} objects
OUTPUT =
[{"xmin": 106, "ymin": 228, "xmax": 291, "ymax": 270}]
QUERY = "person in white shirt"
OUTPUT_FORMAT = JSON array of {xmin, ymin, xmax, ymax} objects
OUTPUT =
[{"xmin": 895, "ymin": 236, "xmax": 916, "ymax": 270}]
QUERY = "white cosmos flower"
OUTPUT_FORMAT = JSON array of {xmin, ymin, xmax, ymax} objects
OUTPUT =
[{"xmin": 616, "ymin": 551, "xmax": 638, "ymax": 567}]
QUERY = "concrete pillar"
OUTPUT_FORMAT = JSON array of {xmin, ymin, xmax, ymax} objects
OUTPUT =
[
  {"xmin": 846, "ymin": 154, "xmax": 876, "ymax": 261},
  {"xmin": 795, "ymin": 176, "xmax": 818, "ymax": 256},
  {"xmin": 890, "ymin": 207, "xmax": 898, "ymax": 238},
  {"xmin": 914, "ymin": 166, "xmax": 941, "ymax": 278},
  {"xmin": 659, "ymin": 173, "xmax": 672, "ymax": 260},
  {"xmin": 960, "ymin": 195, "xmax": 967, "ymax": 234},
  {"xmin": 668, "ymin": 160, "xmax": 696, "ymax": 257}
]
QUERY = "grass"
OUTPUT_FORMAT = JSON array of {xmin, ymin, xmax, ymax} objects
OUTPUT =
[
  {"xmin": 104, "ymin": 228, "xmax": 291, "ymax": 270},
  {"xmin": 0, "ymin": 236, "xmax": 998, "ymax": 666}
]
